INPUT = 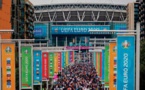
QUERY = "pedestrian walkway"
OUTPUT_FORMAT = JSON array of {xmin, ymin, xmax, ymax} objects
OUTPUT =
[{"xmin": 51, "ymin": 60, "xmax": 102, "ymax": 90}]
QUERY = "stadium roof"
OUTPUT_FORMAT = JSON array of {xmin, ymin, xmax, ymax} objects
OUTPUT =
[{"xmin": 30, "ymin": 0, "xmax": 136, "ymax": 5}]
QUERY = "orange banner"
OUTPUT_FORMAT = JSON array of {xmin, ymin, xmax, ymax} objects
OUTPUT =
[
  {"xmin": 54, "ymin": 52, "xmax": 59, "ymax": 73},
  {"xmin": 2, "ymin": 43, "xmax": 15, "ymax": 90},
  {"xmin": 109, "ymin": 42, "xmax": 116, "ymax": 90}
]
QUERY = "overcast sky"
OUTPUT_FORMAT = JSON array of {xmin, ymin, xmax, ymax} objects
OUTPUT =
[{"xmin": 29, "ymin": 0, "xmax": 136, "ymax": 5}]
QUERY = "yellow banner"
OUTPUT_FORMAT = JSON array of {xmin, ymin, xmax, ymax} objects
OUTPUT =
[
  {"xmin": 54, "ymin": 52, "xmax": 58, "ymax": 73},
  {"xmin": 66, "ymin": 52, "xmax": 68, "ymax": 66},
  {"xmin": 109, "ymin": 42, "xmax": 116, "ymax": 90},
  {"xmin": 2, "ymin": 43, "xmax": 15, "ymax": 90}
]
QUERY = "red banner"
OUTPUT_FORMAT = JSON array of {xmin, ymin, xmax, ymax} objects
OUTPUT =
[
  {"xmin": 42, "ymin": 52, "xmax": 49, "ymax": 80},
  {"xmin": 57, "ymin": 52, "xmax": 61, "ymax": 72}
]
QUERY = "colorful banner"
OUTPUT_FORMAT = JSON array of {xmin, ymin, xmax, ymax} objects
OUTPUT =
[
  {"xmin": 57, "ymin": 52, "xmax": 61, "ymax": 71},
  {"xmin": 33, "ymin": 50, "xmax": 42, "ymax": 84},
  {"xmin": 61, "ymin": 52, "xmax": 65, "ymax": 69},
  {"xmin": 97, "ymin": 53, "xmax": 100, "ymax": 76},
  {"xmin": 109, "ymin": 42, "xmax": 117, "ymax": 90},
  {"xmin": 21, "ymin": 46, "xmax": 32, "ymax": 88},
  {"xmin": 65, "ymin": 52, "xmax": 69, "ymax": 66},
  {"xmin": 2, "ymin": 43, "xmax": 15, "ymax": 90},
  {"xmin": 104, "ymin": 45, "xmax": 109, "ymax": 86},
  {"xmin": 70, "ymin": 51, "xmax": 73, "ymax": 64},
  {"xmin": 49, "ymin": 52, "xmax": 54, "ymax": 76},
  {"xmin": 117, "ymin": 36, "xmax": 135, "ymax": 90},
  {"xmin": 93, "ymin": 52, "xmax": 96, "ymax": 68},
  {"xmin": 72, "ymin": 51, "xmax": 74, "ymax": 63},
  {"xmin": 100, "ymin": 52, "xmax": 102, "ymax": 78},
  {"xmin": 96, "ymin": 52, "xmax": 102, "ymax": 77},
  {"xmin": 42, "ymin": 52, "xmax": 49, "ymax": 80},
  {"xmin": 102, "ymin": 50, "xmax": 105, "ymax": 81},
  {"xmin": 54, "ymin": 53, "xmax": 58, "ymax": 73}
]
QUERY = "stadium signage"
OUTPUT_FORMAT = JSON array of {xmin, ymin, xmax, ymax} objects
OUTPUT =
[
  {"xmin": 51, "ymin": 25, "xmax": 110, "ymax": 34},
  {"xmin": 117, "ymin": 36, "xmax": 135, "ymax": 90}
]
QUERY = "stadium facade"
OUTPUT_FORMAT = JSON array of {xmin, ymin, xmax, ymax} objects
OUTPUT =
[{"xmin": 33, "ymin": 2, "xmax": 127, "ymax": 48}]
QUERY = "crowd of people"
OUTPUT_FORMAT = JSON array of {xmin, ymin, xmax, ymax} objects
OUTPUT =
[{"xmin": 51, "ymin": 61, "xmax": 103, "ymax": 90}]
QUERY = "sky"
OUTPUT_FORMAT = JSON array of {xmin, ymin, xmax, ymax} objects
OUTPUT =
[{"xmin": 29, "ymin": 0, "xmax": 136, "ymax": 5}]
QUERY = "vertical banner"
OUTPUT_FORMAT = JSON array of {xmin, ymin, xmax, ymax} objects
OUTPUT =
[
  {"xmin": 61, "ymin": 52, "xmax": 64, "ymax": 69},
  {"xmin": 109, "ymin": 42, "xmax": 116, "ymax": 90},
  {"xmin": 96, "ymin": 52, "xmax": 98, "ymax": 72},
  {"xmin": 72, "ymin": 51, "xmax": 74, "ymax": 63},
  {"xmin": 70, "ymin": 51, "xmax": 73, "ymax": 63},
  {"xmin": 102, "ymin": 50, "xmax": 105, "ymax": 81},
  {"xmin": 49, "ymin": 52, "xmax": 54, "ymax": 76},
  {"xmin": 2, "ymin": 43, "xmax": 15, "ymax": 90},
  {"xmin": 57, "ymin": 52, "xmax": 61, "ymax": 71},
  {"xmin": 54, "ymin": 52, "xmax": 58, "ymax": 73},
  {"xmin": 100, "ymin": 52, "xmax": 102, "ymax": 78},
  {"xmin": 93, "ymin": 52, "xmax": 96, "ymax": 68},
  {"xmin": 68, "ymin": 51, "xmax": 70, "ymax": 65},
  {"xmin": 65, "ymin": 52, "xmax": 68, "ymax": 66},
  {"xmin": 42, "ymin": 52, "xmax": 49, "ymax": 80},
  {"xmin": 21, "ymin": 46, "xmax": 32, "ymax": 88},
  {"xmin": 97, "ymin": 53, "xmax": 100, "ymax": 76},
  {"xmin": 104, "ymin": 45, "xmax": 109, "ymax": 87},
  {"xmin": 117, "ymin": 36, "xmax": 135, "ymax": 90},
  {"xmin": 33, "ymin": 50, "xmax": 42, "ymax": 84},
  {"xmin": 62, "ymin": 52, "xmax": 66, "ymax": 68}
]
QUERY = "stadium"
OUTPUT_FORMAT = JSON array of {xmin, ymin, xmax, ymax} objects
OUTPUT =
[{"xmin": 33, "ymin": 0, "xmax": 128, "ymax": 48}]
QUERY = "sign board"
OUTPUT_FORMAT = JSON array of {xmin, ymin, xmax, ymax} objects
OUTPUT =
[
  {"xmin": 117, "ymin": 36, "xmax": 135, "ymax": 90},
  {"xmin": 21, "ymin": 46, "xmax": 32, "ymax": 89},
  {"xmin": 33, "ymin": 50, "xmax": 42, "ymax": 84},
  {"xmin": 51, "ymin": 25, "xmax": 110, "ymax": 34},
  {"xmin": 2, "ymin": 43, "xmax": 15, "ymax": 90},
  {"xmin": 34, "ymin": 24, "xmax": 47, "ymax": 38},
  {"xmin": 42, "ymin": 52, "xmax": 49, "ymax": 80}
]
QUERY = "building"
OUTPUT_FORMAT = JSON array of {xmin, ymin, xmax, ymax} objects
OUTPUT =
[
  {"xmin": 11, "ymin": 0, "xmax": 34, "ymax": 39},
  {"xmin": 139, "ymin": 1, "xmax": 145, "ymax": 40},
  {"xmin": 0, "ymin": 0, "xmax": 12, "ymax": 39},
  {"xmin": 33, "ymin": 1, "xmax": 129, "ymax": 47},
  {"xmin": 127, "ymin": 2, "xmax": 139, "ymax": 30}
]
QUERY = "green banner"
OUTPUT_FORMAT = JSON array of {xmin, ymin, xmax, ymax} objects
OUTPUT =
[
  {"xmin": 105, "ymin": 45, "xmax": 109, "ymax": 86},
  {"xmin": 49, "ymin": 52, "xmax": 54, "ymax": 76},
  {"xmin": 21, "ymin": 46, "xmax": 32, "ymax": 88}
]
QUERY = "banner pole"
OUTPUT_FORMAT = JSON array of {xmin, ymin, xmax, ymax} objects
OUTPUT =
[
  {"xmin": 18, "ymin": 41, "xmax": 21, "ymax": 90},
  {"xmin": 136, "ymin": 22, "xmax": 140, "ymax": 90},
  {"xmin": 46, "ymin": 81, "xmax": 48, "ymax": 90},
  {"xmin": 40, "ymin": 84, "xmax": 42, "ymax": 90}
]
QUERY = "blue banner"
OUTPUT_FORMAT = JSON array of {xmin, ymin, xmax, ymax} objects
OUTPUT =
[
  {"xmin": 93, "ymin": 52, "xmax": 96, "ymax": 68},
  {"xmin": 61, "ymin": 52, "xmax": 66, "ymax": 69},
  {"xmin": 33, "ymin": 50, "xmax": 42, "ymax": 85},
  {"xmin": 102, "ymin": 50, "xmax": 105, "ymax": 81},
  {"xmin": 34, "ymin": 24, "xmax": 47, "ymax": 38},
  {"xmin": 51, "ymin": 25, "xmax": 110, "ymax": 34},
  {"xmin": 117, "ymin": 36, "xmax": 135, "ymax": 90}
]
